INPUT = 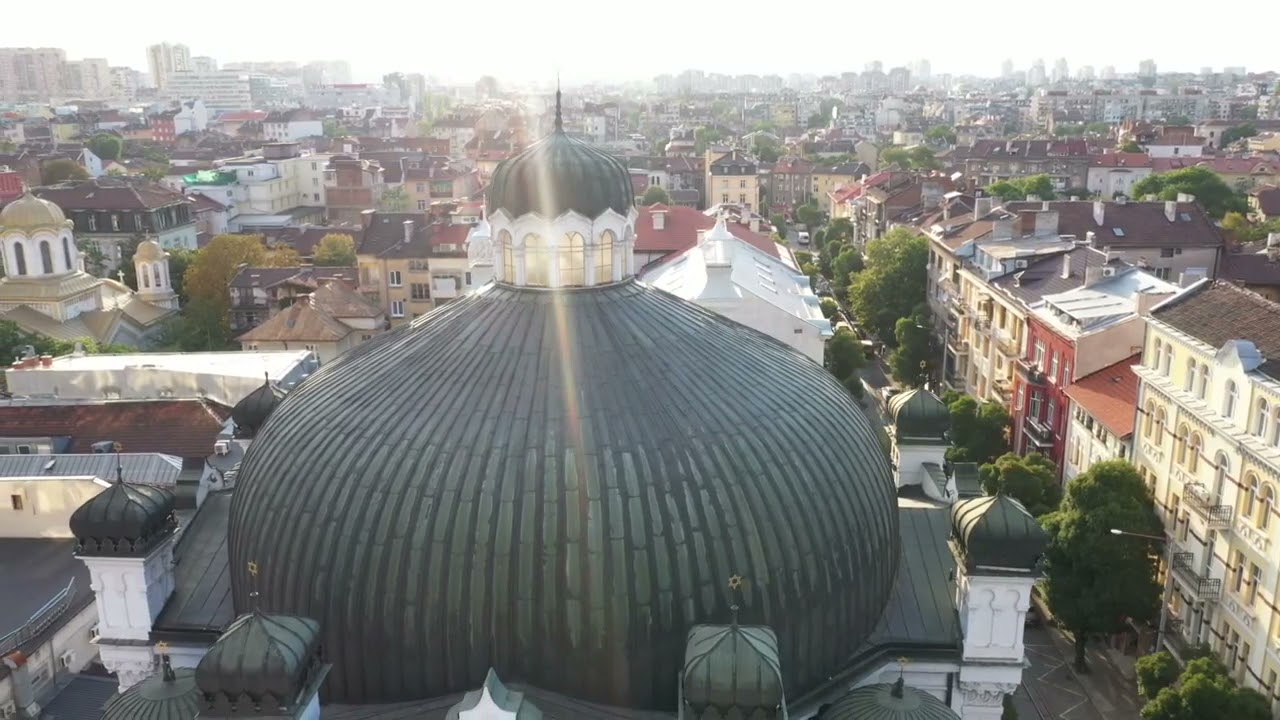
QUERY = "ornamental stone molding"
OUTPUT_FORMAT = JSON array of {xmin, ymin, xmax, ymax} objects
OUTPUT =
[
  {"xmin": 101, "ymin": 655, "xmax": 156, "ymax": 692},
  {"xmin": 959, "ymin": 681, "xmax": 1019, "ymax": 707}
]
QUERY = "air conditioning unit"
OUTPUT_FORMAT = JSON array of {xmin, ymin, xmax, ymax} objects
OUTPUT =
[
  {"xmin": 59, "ymin": 651, "xmax": 76, "ymax": 670},
  {"xmin": 214, "ymin": 440, "xmax": 230, "ymax": 456},
  {"xmin": 1102, "ymin": 266, "xmax": 1117, "ymax": 277},
  {"xmin": 2, "ymin": 702, "xmax": 17, "ymax": 719},
  {"xmin": 89, "ymin": 624, "xmax": 100, "ymax": 642}
]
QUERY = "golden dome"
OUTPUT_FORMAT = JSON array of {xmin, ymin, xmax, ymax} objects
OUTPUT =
[
  {"xmin": 133, "ymin": 239, "xmax": 166, "ymax": 262},
  {"xmin": 0, "ymin": 192, "xmax": 68, "ymax": 232}
]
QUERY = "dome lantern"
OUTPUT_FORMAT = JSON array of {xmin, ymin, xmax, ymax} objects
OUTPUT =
[
  {"xmin": 682, "ymin": 622, "xmax": 784, "ymax": 718},
  {"xmin": 950, "ymin": 494, "xmax": 1048, "ymax": 573},
  {"xmin": 103, "ymin": 656, "xmax": 203, "ymax": 720},
  {"xmin": 70, "ymin": 466, "xmax": 176, "ymax": 557},
  {"xmin": 195, "ymin": 611, "xmax": 324, "ymax": 716},
  {"xmin": 231, "ymin": 375, "xmax": 285, "ymax": 439},
  {"xmin": 888, "ymin": 388, "xmax": 950, "ymax": 441}
]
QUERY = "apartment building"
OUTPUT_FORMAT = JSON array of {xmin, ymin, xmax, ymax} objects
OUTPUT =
[
  {"xmin": 325, "ymin": 156, "xmax": 385, "ymax": 225},
  {"xmin": 705, "ymin": 149, "xmax": 759, "ymax": 212},
  {"xmin": 0, "ymin": 47, "xmax": 67, "ymax": 100},
  {"xmin": 1132, "ymin": 281, "xmax": 1280, "ymax": 709},
  {"xmin": 146, "ymin": 43, "xmax": 190, "ymax": 90},
  {"xmin": 960, "ymin": 139, "xmax": 1090, "ymax": 192},
  {"xmin": 1062, "ymin": 354, "xmax": 1142, "ymax": 482},
  {"xmin": 165, "ymin": 71, "xmax": 251, "ymax": 113},
  {"xmin": 182, "ymin": 143, "xmax": 330, "ymax": 230},
  {"xmin": 355, "ymin": 210, "xmax": 476, "ymax": 326}
]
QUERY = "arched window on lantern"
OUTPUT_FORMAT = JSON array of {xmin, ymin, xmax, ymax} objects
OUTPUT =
[
  {"xmin": 561, "ymin": 232, "xmax": 585, "ymax": 287},
  {"xmin": 39, "ymin": 240, "xmax": 53, "ymax": 274},
  {"xmin": 498, "ymin": 230, "xmax": 513, "ymax": 281},
  {"xmin": 12, "ymin": 242, "xmax": 27, "ymax": 275},
  {"xmin": 524, "ymin": 234, "xmax": 550, "ymax": 286},
  {"xmin": 597, "ymin": 230, "xmax": 615, "ymax": 284},
  {"xmin": 62, "ymin": 236, "xmax": 73, "ymax": 271}
]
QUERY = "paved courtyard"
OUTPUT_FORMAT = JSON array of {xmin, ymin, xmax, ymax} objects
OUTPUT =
[{"xmin": 1017, "ymin": 626, "xmax": 1143, "ymax": 720}]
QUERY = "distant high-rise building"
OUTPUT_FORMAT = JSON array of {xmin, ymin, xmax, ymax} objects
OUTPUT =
[
  {"xmin": 1076, "ymin": 65, "xmax": 1095, "ymax": 82},
  {"xmin": 109, "ymin": 66, "xmax": 143, "ymax": 100},
  {"xmin": 1001, "ymin": 59, "xmax": 1014, "ymax": 78},
  {"xmin": 1138, "ymin": 59, "xmax": 1157, "ymax": 78},
  {"xmin": 63, "ymin": 58, "xmax": 111, "ymax": 98},
  {"xmin": 1201, "ymin": 66, "xmax": 1214, "ymax": 77},
  {"xmin": 1224, "ymin": 66, "xmax": 1246, "ymax": 79},
  {"xmin": 0, "ymin": 47, "xmax": 68, "ymax": 100},
  {"xmin": 1100, "ymin": 65, "xmax": 1116, "ymax": 81},
  {"xmin": 888, "ymin": 66, "xmax": 911, "ymax": 93},
  {"xmin": 1028, "ymin": 59, "xmax": 1047, "ymax": 87},
  {"xmin": 910, "ymin": 59, "xmax": 931, "ymax": 82},
  {"xmin": 147, "ymin": 43, "xmax": 191, "ymax": 90},
  {"xmin": 190, "ymin": 56, "xmax": 218, "ymax": 73},
  {"xmin": 1051, "ymin": 58, "xmax": 1069, "ymax": 83},
  {"xmin": 865, "ymin": 60, "xmax": 883, "ymax": 74}
]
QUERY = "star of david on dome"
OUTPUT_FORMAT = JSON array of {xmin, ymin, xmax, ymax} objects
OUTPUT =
[{"xmin": 728, "ymin": 575, "xmax": 745, "ymax": 591}]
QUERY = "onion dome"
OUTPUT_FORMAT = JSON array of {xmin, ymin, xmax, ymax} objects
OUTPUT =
[
  {"xmin": 486, "ymin": 89, "xmax": 633, "ymax": 219},
  {"xmin": 134, "ymin": 238, "xmax": 167, "ymax": 262},
  {"xmin": 950, "ymin": 494, "xmax": 1048, "ymax": 573},
  {"xmin": 682, "ymin": 624, "xmax": 783, "ymax": 716},
  {"xmin": 228, "ymin": 279, "xmax": 899, "ymax": 708},
  {"xmin": 888, "ymin": 388, "xmax": 950, "ymax": 440},
  {"xmin": 70, "ymin": 480, "xmax": 176, "ymax": 556},
  {"xmin": 231, "ymin": 377, "xmax": 285, "ymax": 439},
  {"xmin": 195, "ymin": 611, "xmax": 323, "ymax": 715},
  {"xmin": 0, "ymin": 191, "xmax": 68, "ymax": 231},
  {"xmin": 103, "ymin": 658, "xmax": 202, "ymax": 720},
  {"xmin": 820, "ymin": 679, "xmax": 960, "ymax": 720}
]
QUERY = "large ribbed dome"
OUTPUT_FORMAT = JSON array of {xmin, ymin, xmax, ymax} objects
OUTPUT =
[
  {"xmin": 229, "ymin": 280, "xmax": 899, "ymax": 709},
  {"xmin": 486, "ymin": 101, "xmax": 634, "ymax": 219}
]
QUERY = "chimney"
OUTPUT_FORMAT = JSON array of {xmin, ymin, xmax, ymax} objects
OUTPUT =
[
  {"xmin": 749, "ymin": 216, "xmax": 760, "ymax": 232},
  {"xmin": 942, "ymin": 201, "xmax": 951, "ymax": 221},
  {"xmin": 1164, "ymin": 200, "xmax": 1177, "ymax": 222},
  {"xmin": 1060, "ymin": 253, "xmax": 1071, "ymax": 279},
  {"xmin": 1017, "ymin": 210, "xmax": 1038, "ymax": 236},
  {"xmin": 2, "ymin": 652, "xmax": 41, "ymax": 718},
  {"xmin": 973, "ymin": 196, "xmax": 994, "ymax": 218},
  {"xmin": 402, "ymin": 219, "xmax": 414, "ymax": 244},
  {"xmin": 1092, "ymin": 200, "xmax": 1105, "ymax": 226},
  {"xmin": 1135, "ymin": 290, "xmax": 1169, "ymax": 317},
  {"xmin": 1176, "ymin": 192, "xmax": 1196, "ymax": 203},
  {"xmin": 1084, "ymin": 265, "xmax": 1103, "ymax": 287},
  {"xmin": 652, "ymin": 207, "xmax": 666, "ymax": 230},
  {"xmin": 360, "ymin": 208, "xmax": 376, "ymax": 230},
  {"xmin": 1036, "ymin": 210, "xmax": 1060, "ymax": 237},
  {"xmin": 1085, "ymin": 230, "xmax": 1097, "ymax": 247}
]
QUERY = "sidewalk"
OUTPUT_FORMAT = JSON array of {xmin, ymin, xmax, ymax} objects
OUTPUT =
[{"xmin": 1028, "ymin": 626, "xmax": 1143, "ymax": 720}]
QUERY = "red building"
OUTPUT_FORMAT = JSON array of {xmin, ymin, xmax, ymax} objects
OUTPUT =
[
  {"xmin": 1012, "ymin": 312, "xmax": 1077, "ymax": 470},
  {"xmin": 0, "ymin": 168, "xmax": 24, "ymax": 202},
  {"xmin": 149, "ymin": 111, "xmax": 177, "ymax": 143}
]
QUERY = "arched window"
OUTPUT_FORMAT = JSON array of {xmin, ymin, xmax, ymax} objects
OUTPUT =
[
  {"xmin": 1256, "ymin": 399, "xmax": 1271, "ymax": 438},
  {"xmin": 39, "ymin": 240, "xmax": 53, "ymax": 274},
  {"xmin": 1258, "ymin": 484, "xmax": 1275, "ymax": 530},
  {"xmin": 1175, "ymin": 423, "xmax": 1190, "ymax": 465},
  {"xmin": 1187, "ymin": 432, "xmax": 1202, "ymax": 473},
  {"xmin": 597, "ymin": 230, "xmax": 615, "ymax": 284},
  {"xmin": 1144, "ymin": 400, "xmax": 1156, "ymax": 438},
  {"xmin": 11, "ymin": 242, "xmax": 26, "ymax": 275},
  {"xmin": 498, "ymin": 230, "xmax": 513, "ymax": 281},
  {"xmin": 1161, "ymin": 344, "xmax": 1173, "ymax": 375},
  {"xmin": 1154, "ymin": 407, "xmax": 1167, "ymax": 443},
  {"xmin": 153, "ymin": 264, "xmax": 162, "ymax": 288},
  {"xmin": 1195, "ymin": 363, "xmax": 1209, "ymax": 399},
  {"xmin": 1224, "ymin": 380, "xmax": 1239, "ymax": 419},
  {"xmin": 561, "ymin": 233, "xmax": 585, "ymax": 287},
  {"xmin": 1213, "ymin": 452, "xmax": 1230, "ymax": 497},
  {"xmin": 1242, "ymin": 473, "xmax": 1260, "ymax": 521},
  {"xmin": 61, "ymin": 237, "xmax": 72, "ymax": 271},
  {"xmin": 1152, "ymin": 340, "xmax": 1163, "ymax": 370},
  {"xmin": 141, "ymin": 268, "xmax": 150, "ymax": 288},
  {"xmin": 524, "ymin": 234, "xmax": 549, "ymax": 286},
  {"xmin": 1184, "ymin": 357, "xmax": 1196, "ymax": 392}
]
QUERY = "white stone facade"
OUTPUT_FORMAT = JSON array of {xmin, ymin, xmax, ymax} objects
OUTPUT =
[
  {"xmin": 486, "ymin": 207, "xmax": 638, "ymax": 288},
  {"xmin": 80, "ymin": 541, "xmax": 176, "ymax": 691}
]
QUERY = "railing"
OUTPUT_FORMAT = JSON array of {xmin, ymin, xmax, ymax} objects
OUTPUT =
[
  {"xmin": 1016, "ymin": 357, "xmax": 1048, "ymax": 384},
  {"xmin": 1185, "ymin": 483, "xmax": 1233, "ymax": 529},
  {"xmin": 0, "ymin": 579, "xmax": 76, "ymax": 656},
  {"xmin": 946, "ymin": 337, "xmax": 970, "ymax": 356},
  {"xmin": 1024, "ymin": 415, "xmax": 1055, "ymax": 446},
  {"xmin": 994, "ymin": 330, "xmax": 1020, "ymax": 358},
  {"xmin": 1172, "ymin": 552, "xmax": 1222, "ymax": 601},
  {"xmin": 994, "ymin": 379, "xmax": 1014, "ymax": 401}
]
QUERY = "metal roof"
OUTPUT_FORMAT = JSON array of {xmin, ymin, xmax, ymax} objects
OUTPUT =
[{"xmin": 0, "ymin": 453, "xmax": 182, "ymax": 485}]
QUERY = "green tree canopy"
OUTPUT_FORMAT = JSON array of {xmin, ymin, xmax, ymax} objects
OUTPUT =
[
  {"xmin": 825, "ymin": 217, "xmax": 854, "ymax": 246},
  {"xmin": 313, "ymin": 233, "xmax": 358, "ymax": 266},
  {"xmin": 1222, "ymin": 212, "xmax": 1280, "ymax": 243},
  {"xmin": 826, "ymin": 328, "xmax": 866, "ymax": 385},
  {"xmin": 945, "ymin": 394, "xmax": 1011, "ymax": 464},
  {"xmin": 979, "ymin": 452, "xmax": 1062, "ymax": 516},
  {"xmin": 753, "ymin": 136, "xmax": 781, "ymax": 163},
  {"xmin": 182, "ymin": 234, "xmax": 299, "ymax": 350},
  {"xmin": 770, "ymin": 213, "xmax": 788, "ymax": 239},
  {"xmin": 1135, "ymin": 651, "xmax": 1180, "ymax": 700},
  {"xmin": 888, "ymin": 305, "xmax": 935, "ymax": 387},
  {"xmin": 1220, "ymin": 123, "xmax": 1258, "ymax": 146},
  {"xmin": 1140, "ymin": 656, "xmax": 1270, "ymax": 720},
  {"xmin": 378, "ymin": 185, "xmax": 411, "ymax": 212},
  {"xmin": 833, "ymin": 247, "xmax": 864, "ymax": 283},
  {"xmin": 694, "ymin": 127, "xmax": 723, "ymax": 155},
  {"xmin": 925, "ymin": 125, "xmax": 956, "ymax": 144},
  {"xmin": 986, "ymin": 174, "xmax": 1056, "ymax": 202},
  {"xmin": 1131, "ymin": 166, "xmax": 1247, "ymax": 218},
  {"xmin": 796, "ymin": 202, "xmax": 823, "ymax": 229},
  {"xmin": 1, "ymin": 319, "xmax": 133, "ymax": 367},
  {"xmin": 847, "ymin": 227, "xmax": 929, "ymax": 342},
  {"xmin": 641, "ymin": 185, "xmax": 672, "ymax": 206},
  {"xmin": 819, "ymin": 297, "xmax": 839, "ymax": 319},
  {"xmin": 881, "ymin": 146, "xmax": 940, "ymax": 170},
  {"xmin": 41, "ymin": 158, "xmax": 89, "ymax": 184},
  {"xmin": 1042, "ymin": 460, "xmax": 1162, "ymax": 670},
  {"xmin": 1120, "ymin": 140, "xmax": 1144, "ymax": 153},
  {"xmin": 87, "ymin": 133, "xmax": 123, "ymax": 161}
]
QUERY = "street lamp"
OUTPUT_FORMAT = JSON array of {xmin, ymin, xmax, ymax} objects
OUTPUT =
[{"xmin": 1110, "ymin": 527, "xmax": 1175, "ymax": 655}]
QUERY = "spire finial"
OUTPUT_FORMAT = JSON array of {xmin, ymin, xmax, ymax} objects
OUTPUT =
[
  {"xmin": 155, "ymin": 642, "xmax": 175, "ymax": 682},
  {"xmin": 554, "ymin": 75, "xmax": 563, "ymax": 133},
  {"xmin": 113, "ymin": 441, "xmax": 124, "ymax": 484},
  {"xmin": 247, "ymin": 560, "xmax": 263, "ymax": 612},
  {"xmin": 728, "ymin": 575, "xmax": 746, "ymax": 627},
  {"xmin": 891, "ymin": 657, "xmax": 909, "ymax": 699}
]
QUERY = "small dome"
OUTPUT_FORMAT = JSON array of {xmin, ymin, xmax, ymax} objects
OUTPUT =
[
  {"xmin": 888, "ymin": 388, "xmax": 950, "ymax": 439},
  {"xmin": 196, "ymin": 611, "xmax": 322, "ymax": 713},
  {"xmin": 487, "ymin": 93, "xmax": 633, "ymax": 219},
  {"xmin": 821, "ymin": 679, "xmax": 960, "ymax": 720},
  {"xmin": 70, "ymin": 481, "xmax": 176, "ymax": 556},
  {"xmin": 682, "ymin": 624, "xmax": 783, "ymax": 714},
  {"xmin": 103, "ymin": 660, "xmax": 201, "ymax": 720},
  {"xmin": 0, "ymin": 192, "xmax": 68, "ymax": 231},
  {"xmin": 134, "ymin": 239, "xmax": 166, "ymax": 262},
  {"xmin": 231, "ymin": 378, "xmax": 285, "ymax": 438},
  {"xmin": 951, "ymin": 494, "xmax": 1048, "ymax": 572}
]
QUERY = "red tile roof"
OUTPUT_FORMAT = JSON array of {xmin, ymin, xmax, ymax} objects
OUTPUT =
[
  {"xmin": 0, "ymin": 400, "xmax": 231, "ymax": 459},
  {"xmin": 214, "ymin": 111, "xmax": 269, "ymax": 123},
  {"xmin": 635, "ymin": 206, "xmax": 780, "ymax": 259},
  {"xmin": 430, "ymin": 223, "xmax": 471, "ymax": 248},
  {"xmin": 1150, "ymin": 157, "xmax": 1280, "ymax": 175},
  {"xmin": 1090, "ymin": 152, "xmax": 1153, "ymax": 168},
  {"xmin": 1063, "ymin": 355, "xmax": 1141, "ymax": 438}
]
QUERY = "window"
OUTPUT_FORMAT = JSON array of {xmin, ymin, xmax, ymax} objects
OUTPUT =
[
  {"xmin": 465, "ymin": 272, "xmax": 472, "ymax": 285},
  {"xmin": 153, "ymin": 265, "xmax": 161, "ymax": 288},
  {"xmin": 388, "ymin": 271, "xmax": 402, "ymax": 287},
  {"xmin": 1247, "ymin": 563, "xmax": 1262, "ymax": 604},
  {"xmin": 1187, "ymin": 433, "xmax": 1201, "ymax": 473},
  {"xmin": 1255, "ymin": 399, "xmax": 1271, "ymax": 438},
  {"xmin": 62, "ymin": 237, "xmax": 72, "ymax": 270},
  {"xmin": 1231, "ymin": 550, "xmax": 1246, "ymax": 593},
  {"xmin": 1160, "ymin": 248, "xmax": 1176, "ymax": 258},
  {"xmin": 1213, "ymin": 452, "xmax": 1230, "ymax": 496},
  {"xmin": 1034, "ymin": 341, "xmax": 1047, "ymax": 370},
  {"xmin": 1223, "ymin": 380, "xmax": 1238, "ymax": 419},
  {"xmin": 1161, "ymin": 344, "xmax": 1172, "ymax": 374},
  {"xmin": 596, "ymin": 230, "xmax": 615, "ymax": 284},
  {"xmin": 11, "ymin": 242, "xmax": 26, "ymax": 275},
  {"xmin": 561, "ymin": 233, "xmax": 585, "ymax": 286},
  {"xmin": 1196, "ymin": 363, "xmax": 1209, "ymax": 399},
  {"xmin": 16, "ymin": 445, "xmax": 31, "ymax": 454},
  {"xmin": 9, "ymin": 494, "xmax": 22, "ymax": 511},
  {"xmin": 1242, "ymin": 473, "xmax": 1260, "ymax": 520},
  {"xmin": 1062, "ymin": 361, "xmax": 1071, "ymax": 385},
  {"xmin": 410, "ymin": 283, "xmax": 430, "ymax": 300},
  {"xmin": 1047, "ymin": 399, "xmax": 1057, "ymax": 428},
  {"xmin": 1259, "ymin": 484, "xmax": 1276, "ymax": 529},
  {"xmin": 141, "ymin": 269, "xmax": 150, "ymax": 288},
  {"xmin": 87, "ymin": 214, "xmax": 96, "ymax": 231},
  {"xmin": 417, "ymin": 200, "xmax": 427, "ymax": 211},
  {"xmin": 390, "ymin": 300, "xmax": 405, "ymax": 317},
  {"xmin": 1050, "ymin": 352, "xmax": 1060, "ymax": 382},
  {"xmin": 1152, "ymin": 339, "xmax": 1163, "ymax": 369},
  {"xmin": 1184, "ymin": 357, "xmax": 1196, "ymax": 392},
  {"xmin": 38, "ymin": 240, "xmax": 52, "ymax": 274},
  {"xmin": 1175, "ymin": 423, "xmax": 1190, "ymax": 465},
  {"xmin": 1144, "ymin": 400, "xmax": 1156, "ymax": 437},
  {"xmin": 524, "ymin": 234, "xmax": 550, "ymax": 286},
  {"xmin": 1029, "ymin": 391, "xmax": 1043, "ymax": 420},
  {"xmin": 1153, "ymin": 408, "xmax": 1166, "ymax": 443},
  {"xmin": 110, "ymin": 214, "xmax": 119, "ymax": 231}
]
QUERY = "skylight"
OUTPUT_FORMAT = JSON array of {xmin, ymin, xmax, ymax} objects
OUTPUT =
[{"xmin": 1113, "ymin": 228, "xmax": 1125, "ymax": 236}]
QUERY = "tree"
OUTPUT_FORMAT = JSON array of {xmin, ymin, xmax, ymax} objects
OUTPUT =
[
  {"xmin": 76, "ymin": 237, "xmax": 110, "ymax": 277},
  {"xmin": 881, "ymin": 147, "xmax": 909, "ymax": 168},
  {"xmin": 979, "ymin": 452, "xmax": 1062, "ymax": 516},
  {"xmin": 1135, "ymin": 652, "xmax": 1180, "ymax": 700},
  {"xmin": 946, "ymin": 395, "xmax": 1011, "ymax": 464},
  {"xmin": 832, "ymin": 247, "xmax": 864, "ymax": 283},
  {"xmin": 826, "ymin": 328, "xmax": 866, "ymax": 385},
  {"xmin": 1120, "ymin": 140, "xmax": 1144, "ymax": 153},
  {"xmin": 323, "ymin": 119, "xmax": 345, "ymax": 138},
  {"xmin": 888, "ymin": 305, "xmax": 936, "ymax": 387},
  {"xmin": 1042, "ymin": 460, "xmax": 1163, "ymax": 671},
  {"xmin": 795, "ymin": 203, "xmax": 823, "ymax": 229},
  {"xmin": 694, "ymin": 127, "xmax": 723, "ymax": 155},
  {"xmin": 811, "ymin": 228, "xmax": 826, "ymax": 250},
  {"xmin": 907, "ymin": 146, "xmax": 941, "ymax": 170},
  {"xmin": 141, "ymin": 164, "xmax": 168, "ymax": 182},
  {"xmin": 806, "ymin": 112, "xmax": 827, "ymax": 129},
  {"xmin": 1, "ymin": 319, "xmax": 134, "ymax": 365},
  {"xmin": 770, "ymin": 213, "xmax": 788, "ymax": 239},
  {"xmin": 87, "ymin": 133, "xmax": 123, "ymax": 161},
  {"xmin": 1053, "ymin": 123, "xmax": 1086, "ymax": 137},
  {"xmin": 925, "ymin": 125, "xmax": 956, "ymax": 145},
  {"xmin": 987, "ymin": 174, "xmax": 1056, "ymax": 202},
  {"xmin": 41, "ymin": 158, "xmax": 89, "ymax": 185},
  {"xmin": 819, "ymin": 297, "xmax": 839, "ymax": 319},
  {"xmin": 1220, "ymin": 123, "xmax": 1258, "ymax": 147},
  {"xmin": 1141, "ymin": 656, "xmax": 1271, "ymax": 720},
  {"xmin": 313, "ymin": 233, "xmax": 357, "ymax": 266},
  {"xmin": 825, "ymin": 217, "xmax": 854, "ymax": 246},
  {"xmin": 378, "ymin": 186, "xmax": 411, "ymax": 212},
  {"xmin": 753, "ymin": 136, "xmax": 781, "ymax": 163},
  {"xmin": 1131, "ymin": 166, "xmax": 1247, "ymax": 218},
  {"xmin": 1222, "ymin": 212, "xmax": 1280, "ymax": 243},
  {"xmin": 181, "ymin": 235, "xmax": 297, "ymax": 350},
  {"xmin": 641, "ymin": 186, "xmax": 672, "ymax": 206},
  {"xmin": 847, "ymin": 227, "xmax": 929, "ymax": 342}
]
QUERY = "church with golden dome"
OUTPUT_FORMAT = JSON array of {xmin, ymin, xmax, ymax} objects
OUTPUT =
[{"xmin": 0, "ymin": 191, "xmax": 178, "ymax": 347}]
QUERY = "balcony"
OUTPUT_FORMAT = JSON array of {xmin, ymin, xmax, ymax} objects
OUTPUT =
[
  {"xmin": 1024, "ymin": 415, "xmax": 1055, "ymax": 448},
  {"xmin": 947, "ymin": 337, "xmax": 970, "ymax": 356},
  {"xmin": 994, "ymin": 378, "xmax": 1014, "ymax": 403},
  {"xmin": 1171, "ymin": 552, "xmax": 1221, "ymax": 601},
  {"xmin": 431, "ymin": 277, "xmax": 460, "ymax": 299},
  {"xmin": 1016, "ymin": 358, "xmax": 1048, "ymax": 385},
  {"xmin": 1184, "ymin": 483, "xmax": 1233, "ymax": 529},
  {"xmin": 994, "ymin": 329, "xmax": 1020, "ymax": 358}
]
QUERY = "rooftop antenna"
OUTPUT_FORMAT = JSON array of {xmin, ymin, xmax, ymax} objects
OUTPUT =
[
  {"xmin": 154, "ymin": 641, "xmax": 176, "ymax": 682},
  {"xmin": 554, "ymin": 74, "xmax": 563, "ymax": 133},
  {"xmin": 113, "ymin": 441, "xmax": 124, "ymax": 484},
  {"xmin": 727, "ymin": 574, "xmax": 746, "ymax": 628},
  {"xmin": 892, "ymin": 657, "xmax": 909, "ymax": 699}
]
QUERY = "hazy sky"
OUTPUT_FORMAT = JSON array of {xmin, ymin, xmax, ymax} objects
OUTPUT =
[{"xmin": 6, "ymin": 0, "xmax": 1276, "ymax": 84}]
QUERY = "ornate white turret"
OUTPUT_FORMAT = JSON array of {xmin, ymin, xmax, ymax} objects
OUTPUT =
[
  {"xmin": 0, "ymin": 191, "xmax": 80, "ymax": 278},
  {"xmin": 466, "ymin": 212, "xmax": 495, "ymax": 287},
  {"xmin": 132, "ymin": 238, "xmax": 179, "ymax": 310}
]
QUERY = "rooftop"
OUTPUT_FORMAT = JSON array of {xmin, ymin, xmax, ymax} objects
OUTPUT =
[
  {"xmin": 1151, "ymin": 280, "xmax": 1280, "ymax": 381},
  {"xmin": 0, "ymin": 399, "xmax": 230, "ymax": 459},
  {"xmin": 0, "ymin": 452, "xmax": 182, "ymax": 485},
  {"xmin": 1035, "ymin": 267, "xmax": 1179, "ymax": 336},
  {"xmin": 31, "ymin": 181, "xmax": 189, "ymax": 212},
  {"xmin": 1064, "ymin": 354, "xmax": 1142, "ymax": 439},
  {"xmin": 1003, "ymin": 200, "xmax": 1222, "ymax": 250},
  {"xmin": 13, "ymin": 350, "xmax": 313, "ymax": 380},
  {"xmin": 0, "ymin": 539, "xmax": 88, "ymax": 645},
  {"xmin": 635, "ymin": 205, "xmax": 782, "ymax": 260}
]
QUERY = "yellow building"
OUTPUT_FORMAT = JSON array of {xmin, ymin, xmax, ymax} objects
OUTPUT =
[
  {"xmin": 811, "ymin": 163, "xmax": 866, "ymax": 205},
  {"xmin": 356, "ymin": 210, "xmax": 477, "ymax": 327},
  {"xmin": 705, "ymin": 149, "xmax": 759, "ymax": 212},
  {"xmin": 1132, "ymin": 281, "xmax": 1280, "ymax": 707}
]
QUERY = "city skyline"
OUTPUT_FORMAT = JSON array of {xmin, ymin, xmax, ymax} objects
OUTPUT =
[{"xmin": 4, "ymin": 0, "xmax": 1277, "ymax": 85}]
